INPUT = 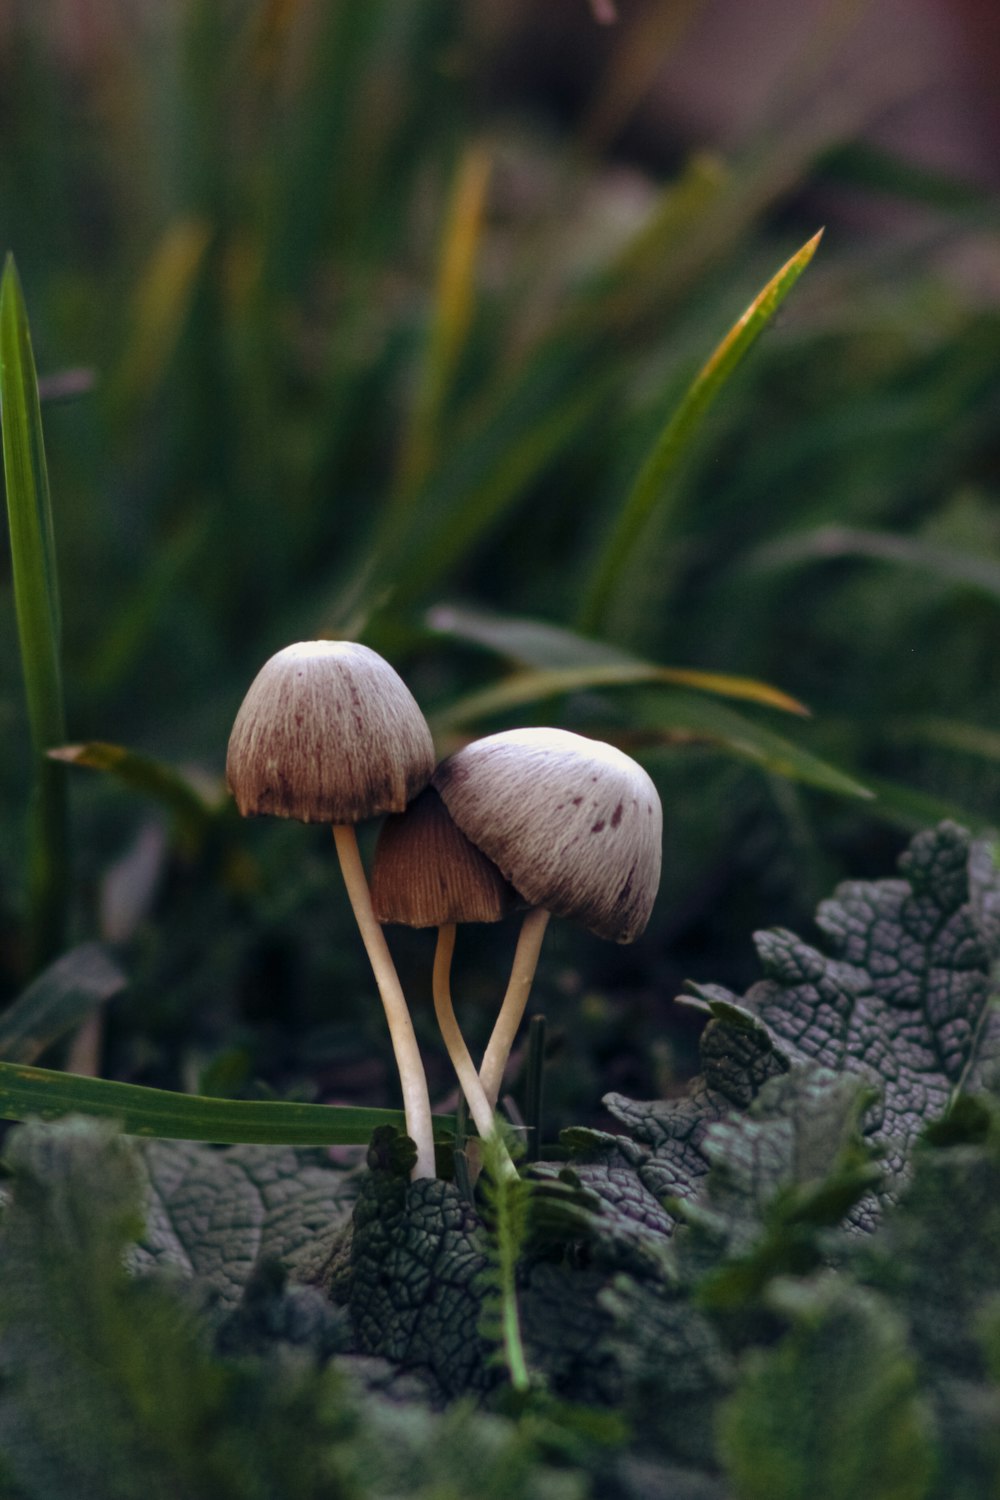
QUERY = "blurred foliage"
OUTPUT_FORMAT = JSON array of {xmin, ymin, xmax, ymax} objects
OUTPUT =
[{"xmin": 0, "ymin": 0, "xmax": 998, "ymax": 1123}]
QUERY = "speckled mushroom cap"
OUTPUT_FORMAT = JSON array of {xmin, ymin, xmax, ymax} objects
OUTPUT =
[
  {"xmin": 226, "ymin": 641, "xmax": 435, "ymax": 824},
  {"xmin": 432, "ymin": 727, "xmax": 662, "ymax": 943},
  {"xmin": 371, "ymin": 788, "xmax": 519, "ymax": 927}
]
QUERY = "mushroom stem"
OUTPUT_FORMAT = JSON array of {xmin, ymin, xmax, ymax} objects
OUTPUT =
[
  {"xmin": 479, "ymin": 907, "xmax": 551, "ymax": 1111},
  {"xmin": 332, "ymin": 824, "xmax": 436, "ymax": 1180},
  {"xmin": 433, "ymin": 924, "xmax": 518, "ymax": 1180}
]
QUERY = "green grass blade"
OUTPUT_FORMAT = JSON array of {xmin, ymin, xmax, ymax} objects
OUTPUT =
[
  {"xmin": 0, "ymin": 254, "xmax": 69, "ymax": 966},
  {"xmin": 629, "ymin": 690, "xmax": 873, "ymax": 800},
  {"xmin": 579, "ymin": 231, "xmax": 823, "ymax": 633},
  {"xmin": 49, "ymin": 742, "xmax": 217, "ymax": 853},
  {"xmin": 0, "ymin": 1059, "xmax": 457, "ymax": 1146},
  {"xmin": 393, "ymin": 144, "xmax": 491, "ymax": 502},
  {"xmin": 429, "ymin": 604, "xmax": 808, "ymax": 721},
  {"xmin": 437, "ymin": 664, "xmax": 808, "ymax": 730},
  {"xmin": 0, "ymin": 943, "xmax": 126, "ymax": 1065},
  {"xmin": 748, "ymin": 525, "xmax": 1000, "ymax": 602}
]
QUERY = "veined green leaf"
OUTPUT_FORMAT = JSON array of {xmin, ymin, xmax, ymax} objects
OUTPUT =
[
  {"xmin": 0, "ymin": 254, "xmax": 69, "ymax": 965},
  {"xmin": 0, "ymin": 943, "xmax": 126, "ymax": 1065},
  {"xmin": 0, "ymin": 1059, "xmax": 457, "ymax": 1146},
  {"xmin": 429, "ymin": 604, "xmax": 808, "ymax": 721},
  {"xmin": 579, "ymin": 230, "xmax": 823, "ymax": 632},
  {"xmin": 627, "ymin": 690, "xmax": 873, "ymax": 800}
]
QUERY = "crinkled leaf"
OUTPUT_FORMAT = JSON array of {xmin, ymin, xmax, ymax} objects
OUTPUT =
[
  {"xmin": 607, "ymin": 822, "xmax": 1000, "ymax": 1204},
  {"xmin": 136, "ymin": 1138, "xmax": 362, "ymax": 1308},
  {"xmin": 0, "ymin": 1118, "xmax": 583, "ymax": 1500},
  {"xmin": 0, "ymin": 1118, "xmax": 360, "ymax": 1500},
  {"xmin": 674, "ymin": 1066, "xmax": 881, "ymax": 1309},
  {"xmin": 600, "ymin": 1274, "xmax": 733, "ymax": 1470},
  {"xmin": 857, "ymin": 1103, "xmax": 1000, "ymax": 1495},
  {"xmin": 719, "ymin": 1275, "xmax": 933, "ymax": 1500},
  {"xmin": 349, "ymin": 1128, "xmax": 495, "ymax": 1399}
]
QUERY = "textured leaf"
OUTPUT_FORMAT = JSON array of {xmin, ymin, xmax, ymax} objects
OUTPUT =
[
  {"xmin": 860, "ymin": 1107, "xmax": 1000, "ymax": 1496},
  {"xmin": 607, "ymin": 822, "xmax": 1000, "ymax": 1201},
  {"xmin": 719, "ymin": 1276, "xmax": 933, "ymax": 1500},
  {"xmin": 136, "ymin": 1139, "xmax": 362, "ymax": 1307},
  {"xmin": 0, "ymin": 1118, "xmax": 583, "ymax": 1500},
  {"xmin": 349, "ymin": 1128, "xmax": 495, "ymax": 1399},
  {"xmin": 674, "ymin": 1067, "xmax": 881, "ymax": 1306},
  {"xmin": 0, "ymin": 1118, "xmax": 357, "ymax": 1500}
]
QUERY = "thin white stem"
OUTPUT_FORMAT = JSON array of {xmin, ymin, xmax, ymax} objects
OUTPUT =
[
  {"xmin": 433, "ymin": 924, "xmax": 517, "ymax": 1180},
  {"xmin": 333, "ymin": 824, "xmax": 436, "ymax": 1180},
  {"xmin": 479, "ymin": 907, "xmax": 551, "ymax": 1110}
]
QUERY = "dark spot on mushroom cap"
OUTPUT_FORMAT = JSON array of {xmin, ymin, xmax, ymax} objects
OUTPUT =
[
  {"xmin": 571, "ymin": 796, "xmax": 582, "ymax": 806},
  {"xmin": 591, "ymin": 820, "xmax": 605, "ymax": 833},
  {"xmin": 611, "ymin": 803, "xmax": 623, "ymax": 828}
]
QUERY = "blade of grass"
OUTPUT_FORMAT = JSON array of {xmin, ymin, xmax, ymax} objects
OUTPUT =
[
  {"xmin": 49, "ymin": 742, "xmax": 217, "ymax": 855},
  {"xmin": 0, "ymin": 1059, "xmax": 457, "ymax": 1146},
  {"xmin": 579, "ymin": 230, "xmax": 823, "ymax": 633},
  {"xmin": 626, "ymin": 690, "xmax": 873, "ymax": 799},
  {"xmin": 894, "ymin": 718, "xmax": 1000, "ymax": 763},
  {"xmin": 747, "ymin": 525, "xmax": 1000, "ymax": 603},
  {"xmin": 428, "ymin": 604, "xmax": 808, "ymax": 718},
  {"xmin": 0, "ymin": 254, "xmax": 69, "ymax": 968},
  {"xmin": 112, "ymin": 217, "xmax": 212, "ymax": 414},
  {"xmin": 393, "ymin": 143, "xmax": 491, "ymax": 502},
  {"xmin": 436, "ymin": 664, "xmax": 808, "ymax": 731},
  {"xmin": 0, "ymin": 943, "xmax": 126, "ymax": 1065}
]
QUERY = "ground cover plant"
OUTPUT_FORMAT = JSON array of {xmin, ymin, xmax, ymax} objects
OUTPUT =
[{"xmin": 1, "ymin": 2, "xmax": 999, "ymax": 1494}]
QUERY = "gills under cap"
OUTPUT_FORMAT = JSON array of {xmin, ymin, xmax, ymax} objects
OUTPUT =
[
  {"xmin": 371, "ymin": 788, "xmax": 519, "ymax": 928},
  {"xmin": 227, "ymin": 640, "xmax": 435, "ymax": 824},
  {"xmin": 433, "ymin": 726, "xmax": 662, "ymax": 943}
]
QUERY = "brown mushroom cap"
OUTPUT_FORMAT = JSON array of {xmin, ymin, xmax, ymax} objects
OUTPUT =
[
  {"xmin": 226, "ymin": 640, "xmax": 435, "ymax": 823},
  {"xmin": 371, "ymin": 788, "xmax": 519, "ymax": 927},
  {"xmin": 433, "ymin": 727, "xmax": 662, "ymax": 943}
]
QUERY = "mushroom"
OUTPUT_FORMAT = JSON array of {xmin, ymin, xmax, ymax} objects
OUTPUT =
[
  {"xmin": 226, "ymin": 640, "xmax": 438, "ymax": 1178},
  {"xmin": 433, "ymin": 726, "xmax": 662, "ymax": 1109},
  {"xmin": 371, "ymin": 787, "xmax": 520, "ymax": 1178}
]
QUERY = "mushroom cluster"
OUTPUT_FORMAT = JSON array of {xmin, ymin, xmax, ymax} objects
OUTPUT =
[{"xmin": 227, "ymin": 642, "xmax": 663, "ymax": 1182}]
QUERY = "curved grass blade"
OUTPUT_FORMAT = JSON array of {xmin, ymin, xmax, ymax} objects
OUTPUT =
[
  {"xmin": 393, "ymin": 144, "xmax": 491, "ymax": 502},
  {"xmin": 0, "ymin": 943, "xmax": 126, "ymax": 1065},
  {"xmin": 0, "ymin": 254, "xmax": 69, "ymax": 966},
  {"xmin": 626, "ymin": 690, "xmax": 872, "ymax": 800},
  {"xmin": 579, "ymin": 230, "xmax": 823, "ymax": 633},
  {"xmin": 49, "ymin": 741, "xmax": 217, "ymax": 853},
  {"xmin": 429, "ymin": 604, "xmax": 808, "ymax": 722},
  {"xmin": 895, "ymin": 718, "xmax": 1000, "ymax": 763},
  {"xmin": 437, "ymin": 664, "xmax": 808, "ymax": 731},
  {"xmin": 0, "ymin": 1060, "xmax": 457, "ymax": 1146},
  {"xmin": 748, "ymin": 525, "xmax": 1000, "ymax": 603}
]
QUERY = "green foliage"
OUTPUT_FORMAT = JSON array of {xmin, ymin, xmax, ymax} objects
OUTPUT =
[
  {"xmin": 0, "ymin": 255, "xmax": 67, "ymax": 967},
  {"xmin": 0, "ymin": 1117, "xmax": 583, "ymax": 1500},
  {"xmin": 719, "ymin": 1277, "xmax": 934, "ymax": 1500},
  {"xmin": 477, "ymin": 1126, "xmax": 534, "ymax": 1393},
  {"xmin": 2, "ymin": 826, "xmax": 1000, "ymax": 1492}
]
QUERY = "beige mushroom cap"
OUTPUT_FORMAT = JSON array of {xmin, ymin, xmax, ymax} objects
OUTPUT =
[
  {"xmin": 371, "ymin": 788, "xmax": 519, "ymax": 927},
  {"xmin": 226, "ymin": 641, "xmax": 435, "ymax": 824},
  {"xmin": 433, "ymin": 726, "xmax": 662, "ymax": 943}
]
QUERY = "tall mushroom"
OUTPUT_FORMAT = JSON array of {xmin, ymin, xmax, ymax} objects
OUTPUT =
[
  {"xmin": 226, "ymin": 640, "xmax": 438, "ymax": 1178},
  {"xmin": 370, "ymin": 787, "xmax": 520, "ymax": 1179},
  {"xmin": 433, "ymin": 726, "xmax": 662, "ymax": 1109}
]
